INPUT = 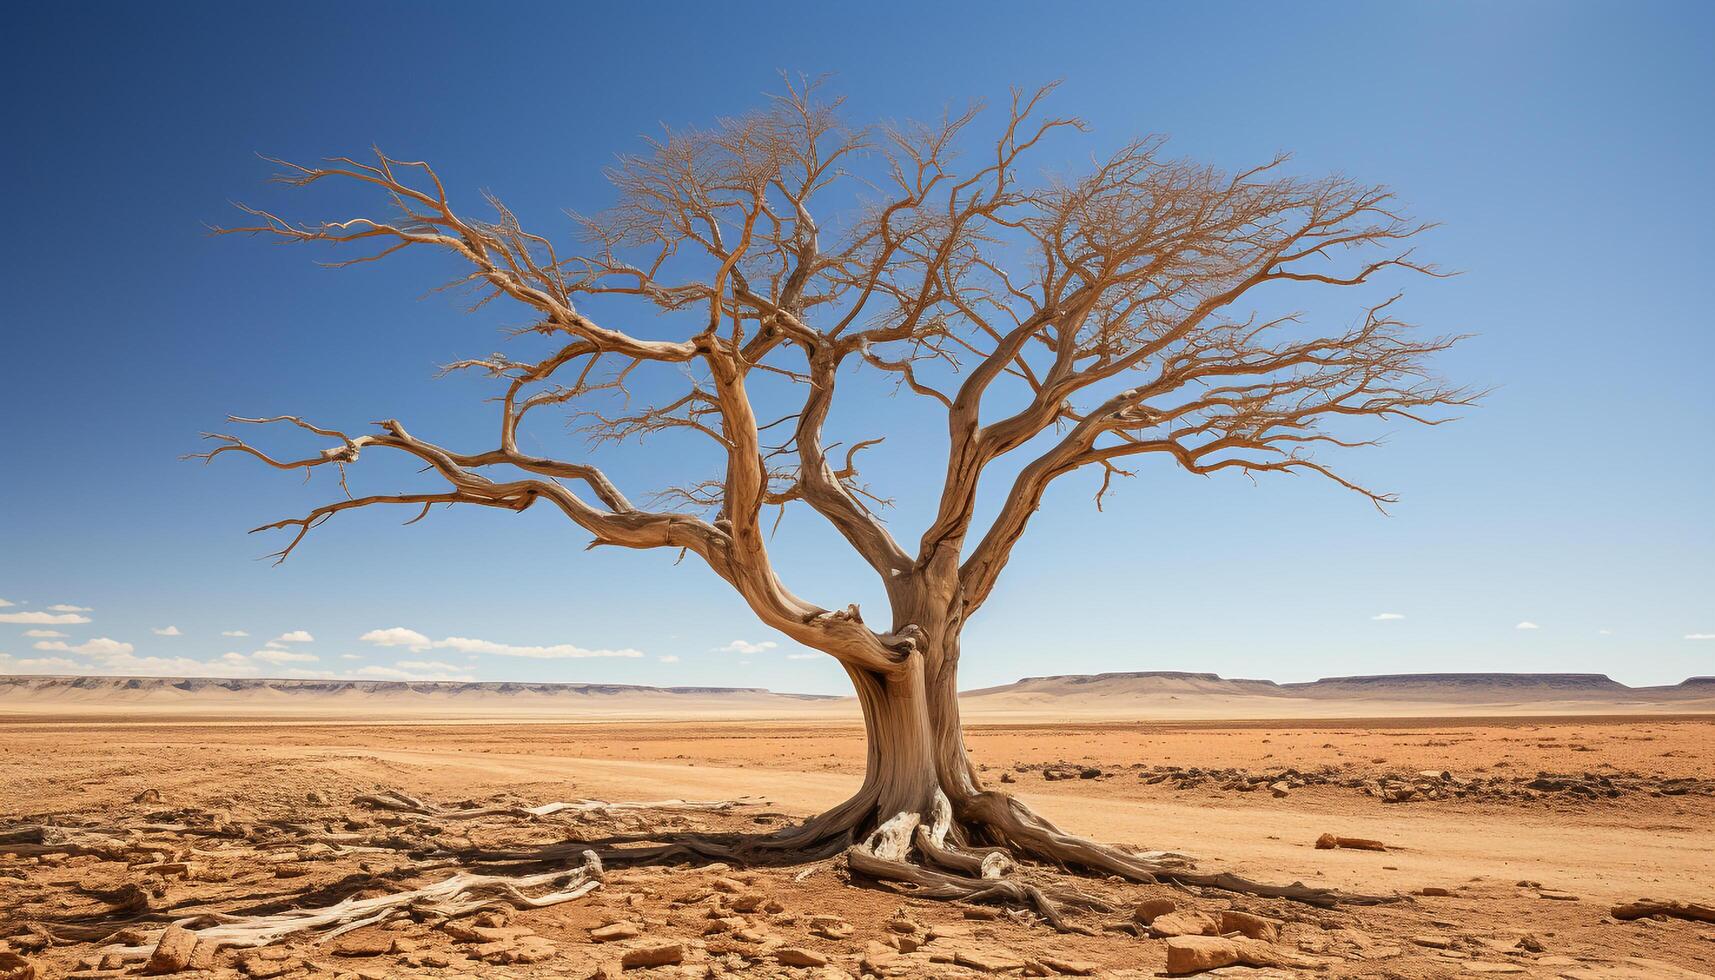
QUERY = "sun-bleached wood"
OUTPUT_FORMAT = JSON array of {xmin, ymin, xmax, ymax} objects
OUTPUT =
[{"xmin": 197, "ymin": 78, "xmax": 1472, "ymax": 921}]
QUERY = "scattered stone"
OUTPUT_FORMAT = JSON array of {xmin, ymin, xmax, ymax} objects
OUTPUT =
[
  {"xmin": 775, "ymin": 948, "xmax": 830, "ymax": 968},
  {"xmin": 1040, "ymin": 958, "xmax": 1098, "ymax": 976},
  {"xmin": 145, "ymin": 925, "xmax": 198, "ymax": 974},
  {"xmin": 474, "ymin": 937, "xmax": 558, "ymax": 964},
  {"xmin": 1219, "ymin": 910, "xmax": 1281, "ymax": 943},
  {"xmin": 1269, "ymin": 781, "xmax": 1291, "ymax": 798},
  {"xmin": 962, "ymin": 905, "xmax": 1001, "ymax": 920},
  {"xmin": 809, "ymin": 915, "xmax": 854, "ymax": 939},
  {"xmin": 1163, "ymin": 935, "xmax": 1320, "ymax": 975},
  {"xmin": 306, "ymin": 790, "xmax": 329, "ymax": 804},
  {"xmin": 132, "ymin": 788, "xmax": 162, "ymax": 804},
  {"xmin": 331, "ymin": 932, "xmax": 394, "ymax": 957},
  {"xmin": 591, "ymin": 922, "xmax": 643, "ymax": 942},
  {"xmin": 1462, "ymin": 964, "xmax": 1527, "ymax": 974},
  {"xmin": 1538, "ymin": 890, "xmax": 1580, "ymax": 901},
  {"xmin": 1420, "ymin": 886, "xmax": 1455, "ymax": 897},
  {"xmin": 621, "ymin": 943, "xmax": 684, "ymax": 969},
  {"xmin": 1133, "ymin": 897, "xmax": 1178, "ymax": 924},
  {"xmin": 1411, "ymin": 935, "xmax": 1454, "ymax": 949},
  {"xmin": 1149, "ymin": 910, "xmax": 1221, "ymax": 938},
  {"xmin": 956, "ymin": 949, "xmax": 1028, "ymax": 972},
  {"xmin": 0, "ymin": 951, "xmax": 36, "ymax": 980}
]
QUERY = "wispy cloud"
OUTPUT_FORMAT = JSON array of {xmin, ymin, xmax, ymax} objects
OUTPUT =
[
  {"xmin": 715, "ymin": 640, "xmax": 778, "ymax": 654},
  {"xmin": 1596, "ymin": 629, "xmax": 1614, "ymax": 636},
  {"xmin": 0, "ymin": 654, "xmax": 80, "ymax": 673},
  {"xmin": 152, "ymin": 626, "xmax": 182, "ymax": 637},
  {"xmin": 22, "ymin": 629, "xmax": 66, "ymax": 638},
  {"xmin": 272, "ymin": 630, "xmax": 315, "ymax": 644},
  {"xmin": 1515, "ymin": 621, "xmax": 1540, "ymax": 630},
  {"xmin": 1370, "ymin": 612, "xmax": 1405, "ymax": 621},
  {"xmin": 221, "ymin": 630, "xmax": 249, "ymax": 638},
  {"xmin": 1686, "ymin": 633, "xmax": 1715, "ymax": 641},
  {"xmin": 35, "ymin": 637, "xmax": 134, "ymax": 657},
  {"xmin": 786, "ymin": 653, "xmax": 819, "ymax": 660},
  {"xmin": 47, "ymin": 604, "xmax": 92, "ymax": 613},
  {"xmin": 0, "ymin": 598, "xmax": 12, "ymax": 607},
  {"xmin": 394, "ymin": 660, "xmax": 462, "ymax": 672},
  {"xmin": 360, "ymin": 627, "xmax": 642, "ymax": 660},
  {"xmin": 0, "ymin": 611, "xmax": 91, "ymax": 625},
  {"xmin": 658, "ymin": 655, "xmax": 681, "ymax": 663},
  {"xmin": 248, "ymin": 649, "xmax": 319, "ymax": 665}
]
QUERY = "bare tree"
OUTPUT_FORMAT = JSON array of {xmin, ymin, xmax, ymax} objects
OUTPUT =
[{"xmin": 198, "ymin": 79, "xmax": 1474, "ymax": 917}]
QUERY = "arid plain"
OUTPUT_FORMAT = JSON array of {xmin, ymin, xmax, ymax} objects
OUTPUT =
[{"xmin": 3, "ymin": 675, "xmax": 1713, "ymax": 979}]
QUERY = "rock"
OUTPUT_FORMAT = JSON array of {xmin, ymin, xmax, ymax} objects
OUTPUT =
[
  {"xmin": 1411, "ymin": 934, "xmax": 1454, "ymax": 949},
  {"xmin": 474, "ymin": 937, "xmax": 558, "ymax": 964},
  {"xmin": 886, "ymin": 934, "xmax": 922, "ymax": 953},
  {"xmin": 1219, "ymin": 910, "xmax": 1281, "ymax": 943},
  {"xmin": 1420, "ymin": 886, "xmax": 1455, "ymax": 897},
  {"xmin": 962, "ymin": 905, "xmax": 1001, "ymax": 920},
  {"xmin": 1040, "ymin": 958, "xmax": 1098, "ymax": 976},
  {"xmin": 1133, "ymin": 897, "xmax": 1178, "ymax": 924},
  {"xmin": 145, "ymin": 925, "xmax": 199, "ymax": 974},
  {"xmin": 1078, "ymin": 767, "xmax": 1102, "ymax": 779},
  {"xmin": 1164, "ymin": 935, "xmax": 1319, "ymax": 975},
  {"xmin": 775, "ymin": 948, "xmax": 830, "ymax": 968},
  {"xmin": 238, "ymin": 953, "xmax": 302, "ymax": 978},
  {"xmin": 306, "ymin": 790, "xmax": 329, "ymax": 804},
  {"xmin": 956, "ymin": 949, "xmax": 1028, "ymax": 972},
  {"xmin": 133, "ymin": 788, "xmax": 162, "ymax": 804},
  {"xmin": 1462, "ymin": 964, "xmax": 1526, "ymax": 974},
  {"xmin": 591, "ymin": 922, "xmax": 643, "ymax": 942},
  {"xmin": 1537, "ymin": 890, "xmax": 1580, "ymax": 901},
  {"xmin": 1269, "ymin": 781, "xmax": 1290, "ymax": 797},
  {"xmin": 621, "ymin": 943, "xmax": 684, "ymax": 969},
  {"xmin": 332, "ymin": 932, "xmax": 394, "ymax": 956},
  {"xmin": 0, "ymin": 951, "xmax": 36, "ymax": 980},
  {"xmin": 1149, "ymin": 910, "xmax": 1221, "ymax": 938},
  {"xmin": 809, "ymin": 915, "xmax": 854, "ymax": 939}
]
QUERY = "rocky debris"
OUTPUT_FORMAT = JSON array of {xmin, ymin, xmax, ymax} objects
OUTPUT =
[
  {"xmin": 1041, "ymin": 766, "xmax": 1104, "ymax": 781},
  {"xmin": 1411, "ymin": 934, "xmax": 1454, "ymax": 949},
  {"xmin": 1133, "ymin": 897, "xmax": 1177, "ymax": 924},
  {"xmin": 0, "ymin": 951, "xmax": 35, "ymax": 980},
  {"xmin": 621, "ymin": 942, "xmax": 684, "ymax": 969},
  {"xmin": 1420, "ymin": 886, "xmax": 1456, "ymax": 896},
  {"xmin": 237, "ymin": 950, "xmax": 302, "ymax": 979},
  {"xmin": 1219, "ymin": 910, "xmax": 1281, "ymax": 943},
  {"xmin": 1040, "ymin": 958, "xmax": 1098, "ymax": 975},
  {"xmin": 953, "ymin": 948, "xmax": 1028, "ymax": 972},
  {"xmin": 1315, "ymin": 833, "xmax": 1387, "ymax": 851},
  {"xmin": 775, "ymin": 947, "xmax": 830, "ymax": 967},
  {"xmin": 809, "ymin": 914, "xmax": 854, "ymax": 939},
  {"xmin": 132, "ymin": 789, "xmax": 162, "ymax": 804},
  {"xmin": 1163, "ymin": 935, "xmax": 1320, "ymax": 975},
  {"xmin": 330, "ymin": 932, "xmax": 392, "ymax": 956},
  {"xmin": 1148, "ymin": 910, "xmax": 1221, "ymax": 938},
  {"xmin": 144, "ymin": 925, "xmax": 198, "ymax": 974},
  {"xmin": 591, "ymin": 922, "xmax": 644, "ymax": 941},
  {"xmin": 1104, "ymin": 760, "xmax": 1715, "ymax": 804},
  {"xmin": 473, "ymin": 936, "xmax": 558, "ymax": 964},
  {"xmin": 1537, "ymin": 890, "xmax": 1580, "ymax": 901}
]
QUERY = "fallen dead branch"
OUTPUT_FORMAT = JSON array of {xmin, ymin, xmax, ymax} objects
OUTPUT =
[{"xmin": 1609, "ymin": 898, "xmax": 1715, "ymax": 924}]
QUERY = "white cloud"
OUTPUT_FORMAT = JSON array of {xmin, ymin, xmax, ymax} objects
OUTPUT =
[
  {"xmin": 35, "ymin": 637, "xmax": 135, "ymax": 657},
  {"xmin": 1370, "ymin": 612, "xmax": 1405, "ymax": 621},
  {"xmin": 0, "ymin": 598, "xmax": 12, "ymax": 607},
  {"xmin": 359, "ymin": 627, "xmax": 433, "ymax": 651},
  {"xmin": 394, "ymin": 660, "xmax": 462, "ymax": 672},
  {"xmin": 341, "ymin": 653, "xmax": 362, "ymax": 661},
  {"xmin": 22, "ymin": 629, "xmax": 66, "ymax": 638},
  {"xmin": 249, "ymin": 649, "xmax": 319, "ymax": 665},
  {"xmin": 1515, "ymin": 621, "xmax": 1540, "ymax": 630},
  {"xmin": 715, "ymin": 640, "xmax": 779, "ymax": 655},
  {"xmin": 0, "ymin": 611, "xmax": 92, "ymax": 625},
  {"xmin": 786, "ymin": 653, "xmax": 819, "ymax": 660},
  {"xmin": 152, "ymin": 626, "xmax": 182, "ymax": 637},
  {"xmin": 221, "ymin": 630, "xmax": 249, "ymax": 638},
  {"xmin": 658, "ymin": 655, "xmax": 681, "ymax": 663},
  {"xmin": 1597, "ymin": 629, "xmax": 1614, "ymax": 636},
  {"xmin": 0, "ymin": 656, "xmax": 80, "ymax": 672},
  {"xmin": 47, "ymin": 604, "xmax": 92, "ymax": 613},
  {"xmin": 1686, "ymin": 633, "xmax": 1715, "ymax": 641},
  {"xmin": 272, "ymin": 630, "xmax": 315, "ymax": 643},
  {"xmin": 361, "ymin": 627, "xmax": 642, "ymax": 660}
]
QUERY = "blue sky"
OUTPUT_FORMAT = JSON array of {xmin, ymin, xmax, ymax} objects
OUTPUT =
[{"xmin": 2, "ymin": 3, "xmax": 1710, "ymax": 692}]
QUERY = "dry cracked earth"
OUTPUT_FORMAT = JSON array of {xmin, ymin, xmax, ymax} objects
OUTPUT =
[{"xmin": 2, "ymin": 716, "xmax": 1713, "ymax": 979}]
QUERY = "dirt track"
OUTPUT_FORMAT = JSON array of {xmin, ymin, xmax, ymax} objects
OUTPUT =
[{"xmin": 3, "ymin": 716, "xmax": 1713, "ymax": 978}]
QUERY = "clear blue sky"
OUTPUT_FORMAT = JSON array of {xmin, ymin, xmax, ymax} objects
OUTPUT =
[{"xmin": 2, "ymin": 3, "xmax": 1711, "ymax": 692}]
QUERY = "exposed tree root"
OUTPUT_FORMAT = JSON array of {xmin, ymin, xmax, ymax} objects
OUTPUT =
[
  {"xmin": 355, "ymin": 789, "xmax": 747, "ymax": 820},
  {"xmin": 97, "ymin": 851, "xmax": 604, "ymax": 961}
]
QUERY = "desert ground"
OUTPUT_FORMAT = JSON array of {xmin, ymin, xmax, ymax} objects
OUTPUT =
[{"xmin": 3, "ymin": 702, "xmax": 1714, "ymax": 979}]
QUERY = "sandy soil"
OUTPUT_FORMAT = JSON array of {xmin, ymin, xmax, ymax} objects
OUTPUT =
[{"xmin": 3, "ymin": 716, "xmax": 1713, "ymax": 978}]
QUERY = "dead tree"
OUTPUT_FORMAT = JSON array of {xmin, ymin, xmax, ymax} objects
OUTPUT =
[{"xmin": 198, "ymin": 79, "xmax": 1475, "ymax": 915}]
